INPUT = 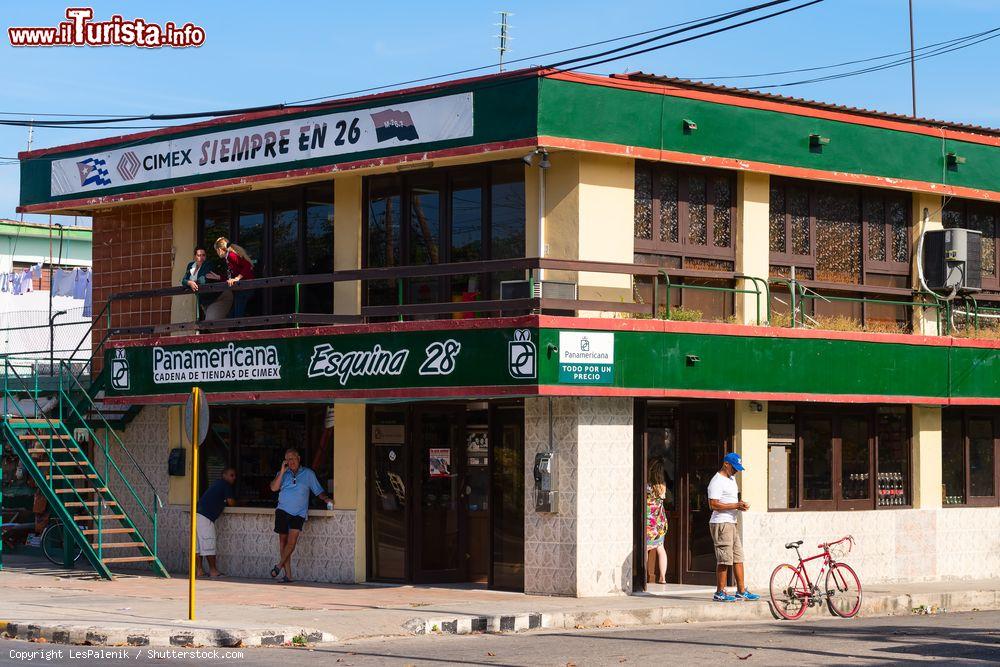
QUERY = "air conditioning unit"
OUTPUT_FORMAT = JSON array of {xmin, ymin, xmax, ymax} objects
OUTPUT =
[
  {"xmin": 500, "ymin": 279, "xmax": 578, "ymax": 301},
  {"xmin": 923, "ymin": 228, "xmax": 982, "ymax": 294}
]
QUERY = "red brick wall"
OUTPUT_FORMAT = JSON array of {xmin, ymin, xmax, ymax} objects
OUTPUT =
[{"xmin": 92, "ymin": 202, "xmax": 173, "ymax": 370}]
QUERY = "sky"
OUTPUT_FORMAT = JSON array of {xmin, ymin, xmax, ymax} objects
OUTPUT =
[{"xmin": 1, "ymin": 0, "xmax": 998, "ymax": 225}]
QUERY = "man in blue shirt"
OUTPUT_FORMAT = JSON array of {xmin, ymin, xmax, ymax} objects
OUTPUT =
[
  {"xmin": 196, "ymin": 468, "xmax": 236, "ymax": 577},
  {"xmin": 269, "ymin": 448, "xmax": 332, "ymax": 583}
]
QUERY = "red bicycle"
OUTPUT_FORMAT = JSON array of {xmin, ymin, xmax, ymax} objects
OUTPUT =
[{"xmin": 768, "ymin": 535, "xmax": 862, "ymax": 620}]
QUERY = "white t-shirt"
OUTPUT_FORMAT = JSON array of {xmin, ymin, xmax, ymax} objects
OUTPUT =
[{"xmin": 707, "ymin": 472, "xmax": 739, "ymax": 524}]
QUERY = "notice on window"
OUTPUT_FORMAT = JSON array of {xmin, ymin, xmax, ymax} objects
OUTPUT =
[
  {"xmin": 429, "ymin": 448, "xmax": 451, "ymax": 478},
  {"xmin": 558, "ymin": 331, "xmax": 614, "ymax": 385}
]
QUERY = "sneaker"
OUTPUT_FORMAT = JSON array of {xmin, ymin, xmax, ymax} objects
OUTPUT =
[
  {"xmin": 735, "ymin": 590, "xmax": 760, "ymax": 601},
  {"xmin": 713, "ymin": 591, "xmax": 737, "ymax": 602}
]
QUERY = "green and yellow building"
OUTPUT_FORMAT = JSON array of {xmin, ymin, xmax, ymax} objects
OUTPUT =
[{"xmin": 14, "ymin": 69, "xmax": 1000, "ymax": 594}]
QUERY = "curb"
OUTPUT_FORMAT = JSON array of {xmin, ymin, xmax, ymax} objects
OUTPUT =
[
  {"xmin": 1, "ymin": 621, "xmax": 336, "ymax": 648},
  {"xmin": 408, "ymin": 589, "xmax": 1000, "ymax": 637}
]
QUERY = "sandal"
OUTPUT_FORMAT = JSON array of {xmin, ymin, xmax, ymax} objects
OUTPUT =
[{"xmin": 270, "ymin": 564, "xmax": 282, "ymax": 579}]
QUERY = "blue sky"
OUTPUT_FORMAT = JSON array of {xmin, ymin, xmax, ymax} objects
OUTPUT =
[{"xmin": 2, "ymin": 0, "xmax": 998, "ymax": 224}]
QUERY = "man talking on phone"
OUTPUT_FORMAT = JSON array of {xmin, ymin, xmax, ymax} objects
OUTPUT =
[{"xmin": 269, "ymin": 448, "xmax": 332, "ymax": 583}]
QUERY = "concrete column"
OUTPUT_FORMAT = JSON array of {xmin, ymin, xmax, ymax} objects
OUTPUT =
[
  {"xmin": 577, "ymin": 154, "xmax": 635, "ymax": 312},
  {"xmin": 523, "ymin": 396, "xmax": 633, "ymax": 597},
  {"xmin": 735, "ymin": 172, "xmax": 770, "ymax": 325},
  {"xmin": 734, "ymin": 400, "xmax": 768, "ymax": 512},
  {"xmin": 170, "ymin": 197, "xmax": 198, "ymax": 325},
  {"xmin": 333, "ymin": 403, "xmax": 367, "ymax": 581},
  {"xmin": 334, "ymin": 176, "xmax": 362, "ymax": 316},
  {"xmin": 911, "ymin": 192, "xmax": 945, "ymax": 335},
  {"xmin": 912, "ymin": 405, "xmax": 943, "ymax": 509}
]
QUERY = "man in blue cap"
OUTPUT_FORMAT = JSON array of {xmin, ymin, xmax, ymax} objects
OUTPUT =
[{"xmin": 707, "ymin": 452, "xmax": 759, "ymax": 602}]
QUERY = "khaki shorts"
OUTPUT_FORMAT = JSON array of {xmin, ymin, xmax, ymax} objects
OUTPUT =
[
  {"xmin": 196, "ymin": 513, "xmax": 217, "ymax": 556},
  {"xmin": 709, "ymin": 522, "xmax": 743, "ymax": 566}
]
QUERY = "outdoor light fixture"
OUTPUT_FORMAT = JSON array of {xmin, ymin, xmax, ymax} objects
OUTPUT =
[
  {"xmin": 749, "ymin": 401, "xmax": 764, "ymax": 413},
  {"xmin": 522, "ymin": 148, "xmax": 550, "ymax": 169},
  {"xmin": 685, "ymin": 354, "xmax": 701, "ymax": 366},
  {"xmin": 946, "ymin": 152, "xmax": 966, "ymax": 169},
  {"xmin": 682, "ymin": 119, "xmax": 698, "ymax": 133},
  {"xmin": 809, "ymin": 133, "xmax": 831, "ymax": 148}
]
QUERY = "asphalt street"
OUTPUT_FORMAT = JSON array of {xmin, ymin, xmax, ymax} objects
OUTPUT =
[{"xmin": 2, "ymin": 611, "xmax": 999, "ymax": 666}]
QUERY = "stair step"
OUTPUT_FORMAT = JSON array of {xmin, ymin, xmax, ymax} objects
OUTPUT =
[
  {"xmin": 52, "ymin": 474, "xmax": 98, "ymax": 480},
  {"xmin": 73, "ymin": 514, "xmax": 126, "ymax": 520},
  {"xmin": 55, "ymin": 487, "xmax": 108, "ymax": 494},
  {"xmin": 81, "ymin": 527, "xmax": 136, "ymax": 535},
  {"xmin": 20, "ymin": 434, "xmax": 72, "ymax": 441},
  {"xmin": 34, "ymin": 461, "xmax": 87, "ymax": 468},
  {"xmin": 102, "ymin": 556, "xmax": 155, "ymax": 564},
  {"xmin": 92, "ymin": 541, "xmax": 146, "ymax": 550},
  {"xmin": 65, "ymin": 500, "xmax": 117, "ymax": 507},
  {"xmin": 8, "ymin": 419, "xmax": 62, "ymax": 427},
  {"xmin": 27, "ymin": 448, "xmax": 78, "ymax": 454}
]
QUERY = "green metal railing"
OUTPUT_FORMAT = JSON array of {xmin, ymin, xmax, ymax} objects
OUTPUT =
[
  {"xmin": 657, "ymin": 270, "xmax": 769, "ymax": 325},
  {"xmin": 58, "ymin": 361, "xmax": 162, "ymax": 560},
  {"xmin": 768, "ymin": 278, "xmax": 949, "ymax": 336}
]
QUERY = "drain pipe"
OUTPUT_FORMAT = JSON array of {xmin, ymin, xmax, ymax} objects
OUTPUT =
[{"xmin": 524, "ymin": 148, "xmax": 550, "ymax": 281}]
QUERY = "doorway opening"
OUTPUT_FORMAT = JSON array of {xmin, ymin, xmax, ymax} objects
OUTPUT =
[
  {"xmin": 367, "ymin": 401, "xmax": 525, "ymax": 590},
  {"xmin": 634, "ymin": 400, "xmax": 732, "ymax": 589}
]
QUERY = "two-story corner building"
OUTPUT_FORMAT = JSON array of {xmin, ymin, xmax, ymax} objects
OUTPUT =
[{"xmin": 16, "ymin": 69, "xmax": 1000, "ymax": 596}]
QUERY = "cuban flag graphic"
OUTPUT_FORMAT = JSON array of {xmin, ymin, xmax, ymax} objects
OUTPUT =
[
  {"xmin": 76, "ymin": 157, "xmax": 112, "ymax": 187},
  {"xmin": 370, "ymin": 109, "xmax": 419, "ymax": 143}
]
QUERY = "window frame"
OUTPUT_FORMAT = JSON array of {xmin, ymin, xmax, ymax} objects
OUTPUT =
[
  {"xmin": 942, "ymin": 409, "xmax": 1000, "ymax": 508},
  {"xmin": 768, "ymin": 177, "xmax": 911, "ymax": 285},
  {"xmin": 943, "ymin": 198, "xmax": 1000, "ymax": 292},
  {"xmin": 361, "ymin": 160, "xmax": 525, "ymax": 306},
  {"xmin": 196, "ymin": 182, "xmax": 334, "ymax": 314},
  {"xmin": 633, "ymin": 161, "xmax": 737, "ymax": 266},
  {"xmin": 770, "ymin": 404, "xmax": 912, "ymax": 512}
]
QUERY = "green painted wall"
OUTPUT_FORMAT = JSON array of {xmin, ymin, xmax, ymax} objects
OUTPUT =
[{"xmin": 536, "ymin": 78, "xmax": 1000, "ymax": 194}]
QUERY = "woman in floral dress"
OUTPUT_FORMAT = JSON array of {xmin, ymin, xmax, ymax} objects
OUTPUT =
[{"xmin": 645, "ymin": 458, "xmax": 669, "ymax": 584}]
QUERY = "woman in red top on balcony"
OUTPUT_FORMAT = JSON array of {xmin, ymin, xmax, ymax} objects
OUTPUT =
[{"xmin": 215, "ymin": 237, "xmax": 255, "ymax": 317}]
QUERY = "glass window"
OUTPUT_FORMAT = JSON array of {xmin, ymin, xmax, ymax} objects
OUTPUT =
[
  {"xmin": 969, "ymin": 417, "xmax": 996, "ymax": 498},
  {"xmin": 876, "ymin": 407, "xmax": 910, "ymax": 507},
  {"xmin": 767, "ymin": 405, "xmax": 797, "ymax": 510},
  {"xmin": 451, "ymin": 172, "xmax": 484, "ymax": 302},
  {"xmin": 942, "ymin": 410, "xmax": 999, "ymax": 506},
  {"xmin": 942, "ymin": 414, "xmax": 966, "ymax": 505},
  {"xmin": 270, "ymin": 190, "xmax": 300, "ymax": 316},
  {"xmin": 367, "ymin": 176, "xmax": 402, "ymax": 307},
  {"xmin": 304, "ymin": 184, "xmax": 335, "ymax": 313},
  {"xmin": 840, "ymin": 416, "xmax": 870, "ymax": 502},
  {"xmin": 802, "ymin": 417, "xmax": 833, "ymax": 502},
  {"xmin": 200, "ymin": 406, "xmax": 332, "ymax": 509},
  {"xmin": 201, "ymin": 199, "xmax": 231, "ymax": 251},
  {"xmin": 236, "ymin": 198, "xmax": 265, "ymax": 274},
  {"xmin": 634, "ymin": 165, "xmax": 653, "ymax": 241},
  {"xmin": 490, "ymin": 162, "xmax": 526, "ymax": 260}
]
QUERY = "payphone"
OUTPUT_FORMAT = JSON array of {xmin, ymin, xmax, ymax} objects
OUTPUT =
[{"xmin": 532, "ymin": 451, "xmax": 558, "ymax": 513}]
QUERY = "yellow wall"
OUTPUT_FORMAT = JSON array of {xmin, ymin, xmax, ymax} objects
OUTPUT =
[
  {"xmin": 734, "ymin": 400, "xmax": 768, "ymax": 512},
  {"xmin": 735, "ymin": 172, "xmax": 770, "ymax": 325},
  {"xmin": 334, "ymin": 176, "xmax": 362, "ymax": 315},
  {"xmin": 333, "ymin": 403, "xmax": 367, "ymax": 581},
  {"xmin": 170, "ymin": 197, "xmax": 198, "ymax": 325},
  {"xmin": 912, "ymin": 405, "xmax": 943, "ymax": 509},
  {"xmin": 911, "ymin": 192, "xmax": 944, "ymax": 335},
  {"xmin": 577, "ymin": 154, "xmax": 634, "ymax": 305}
]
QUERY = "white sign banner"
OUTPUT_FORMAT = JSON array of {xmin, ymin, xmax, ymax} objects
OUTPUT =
[
  {"xmin": 51, "ymin": 92, "xmax": 474, "ymax": 196},
  {"xmin": 558, "ymin": 331, "xmax": 615, "ymax": 365},
  {"xmin": 152, "ymin": 343, "xmax": 281, "ymax": 384}
]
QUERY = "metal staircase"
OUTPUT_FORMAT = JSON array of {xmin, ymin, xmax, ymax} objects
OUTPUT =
[{"xmin": 1, "ymin": 360, "xmax": 167, "ymax": 579}]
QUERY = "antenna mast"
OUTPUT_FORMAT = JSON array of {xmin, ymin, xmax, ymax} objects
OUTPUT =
[{"xmin": 496, "ymin": 11, "xmax": 512, "ymax": 72}]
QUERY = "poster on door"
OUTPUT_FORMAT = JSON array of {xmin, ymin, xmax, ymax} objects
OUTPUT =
[{"xmin": 428, "ymin": 448, "xmax": 452, "ymax": 478}]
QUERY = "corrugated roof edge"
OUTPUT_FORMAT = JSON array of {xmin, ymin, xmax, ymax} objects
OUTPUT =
[{"xmin": 618, "ymin": 71, "xmax": 1000, "ymax": 138}]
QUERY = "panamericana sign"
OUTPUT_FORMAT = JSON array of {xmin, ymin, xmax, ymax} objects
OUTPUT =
[{"xmin": 105, "ymin": 327, "xmax": 539, "ymax": 398}]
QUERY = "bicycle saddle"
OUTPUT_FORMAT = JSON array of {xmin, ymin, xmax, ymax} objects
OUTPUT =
[{"xmin": 785, "ymin": 540, "xmax": 803, "ymax": 549}]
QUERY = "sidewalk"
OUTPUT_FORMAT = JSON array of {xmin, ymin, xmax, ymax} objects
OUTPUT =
[{"xmin": 2, "ymin": 555, "xmax": 998, "ymax": 648}]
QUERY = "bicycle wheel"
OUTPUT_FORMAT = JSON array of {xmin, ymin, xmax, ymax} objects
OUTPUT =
[
  {"xmin": 769, "ymin": 563, "xmax": 808, "ymax": 620},
  {"xmin": 41, "ymin": 523, "xmax": 83, "ymax": 566},
  {"xmin": 825, "ymin": 562, "xmax": 862, "ymax": 618}
]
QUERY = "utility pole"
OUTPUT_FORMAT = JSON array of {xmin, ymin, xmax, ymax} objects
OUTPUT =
[
  {"xmin": 908, "ymin": 0, "xmax": 917, "ymax": 118},
  {"xmin": 496, "ymin": 11, "xmax": 512, "ymax": 72}
]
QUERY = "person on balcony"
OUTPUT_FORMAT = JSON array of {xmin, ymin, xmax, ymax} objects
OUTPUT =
[
  {"xmin": 214, "ymin": 237, "xmax": 255, "ymax": 318},
  {"xmin": 180, "ymin": 247, "xmax": 227, "ymax": 321}
]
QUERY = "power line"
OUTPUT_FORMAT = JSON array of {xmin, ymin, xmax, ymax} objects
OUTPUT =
[
  {"xmin": 0, "ymin": 0, "xmax": 802, "ymax": 127},
  {"xmin": 680, "ymin": 27, "xmax": 996, "ymax": 81}
]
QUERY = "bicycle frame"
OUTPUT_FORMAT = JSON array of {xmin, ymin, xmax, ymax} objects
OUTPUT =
[{"xmin": 791, "ymin": 536, "xmax": 854, "ymax": 601}]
